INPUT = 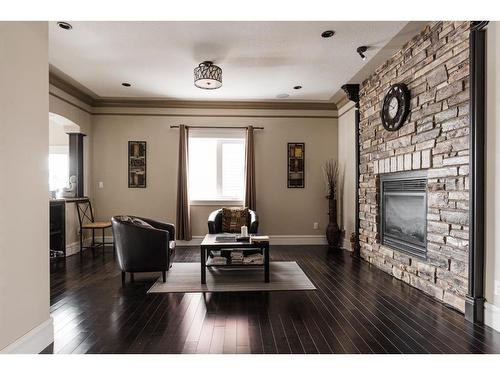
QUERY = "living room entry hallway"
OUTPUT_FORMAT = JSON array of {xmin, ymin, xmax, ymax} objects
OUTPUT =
[
  {"xmin": 3, "ymin": 5, "xmax": 500, "ymax": 374},
  {"xmin": 43, "ymin": 245, "xmax": 500, "ymax": 354}
]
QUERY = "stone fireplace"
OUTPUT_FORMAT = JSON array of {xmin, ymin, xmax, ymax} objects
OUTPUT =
[
  {"xmin": 380, "ymin": 171, "xmax": 427, "ymax": 258},
  {"xmin": 358, "ymin": 21, "xmax": 471, "ymax": 312}
]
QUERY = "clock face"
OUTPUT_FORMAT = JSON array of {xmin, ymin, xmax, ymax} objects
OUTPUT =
[
  {"xmin": 388, "ymin": 96, "xmax": 399, "ymax": 119},
  {"xmin": 381, "ymin": 83, "xmax": 411, "ymax": 131}
]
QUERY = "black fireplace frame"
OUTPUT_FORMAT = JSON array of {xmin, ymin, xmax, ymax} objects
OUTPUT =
[{"xmin": 379, "ymin": 170, "xmax": 428, "ymax": 259}]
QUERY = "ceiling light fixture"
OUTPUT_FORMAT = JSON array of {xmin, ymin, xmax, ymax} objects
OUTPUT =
[
  {"xmin": 293, "ymin": 85, "xmax": 302, "ymax": 90},
  {"xmin": 57, "ymin": 22, "xmax": 73, "ymax": 30},
  {"xmin": 276, "ymin": 93, "xmax": 290, "ymax": 99},
  {"xmin": 121, "ymin": 82, "xmax": 131, "ymax": 87},
  {"xmin": 321, "ymin": 30, "xmax": 335, "ymax": 38},
  {"xmin": 194, "ymin": 61, "xmax": 222, "ymax": 90},
  {"xmin": 357, "ymin": 46, "xmax": 368, "ymax": 61}
]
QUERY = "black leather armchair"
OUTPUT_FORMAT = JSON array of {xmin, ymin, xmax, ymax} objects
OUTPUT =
[
  {"xmin": 207, "ymin": 209, "xmax": 259, "ymax": 258},
  {"xmin": 208, "ymin": 209, "xmax": 259, "ymax": 234},
  {"xmin": 112, "ymin": 216, "xmax": 175, "ymax": 284}
]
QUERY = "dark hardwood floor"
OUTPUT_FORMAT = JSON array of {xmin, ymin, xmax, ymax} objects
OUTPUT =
[{"xmin": 42, "ymin": 245, "xmax": 500, "ymax": 354}]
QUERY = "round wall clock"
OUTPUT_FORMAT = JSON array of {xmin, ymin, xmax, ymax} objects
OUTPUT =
[{"xmin": 380, "ymin": 83, "xmax": 411, "ymax": 131}]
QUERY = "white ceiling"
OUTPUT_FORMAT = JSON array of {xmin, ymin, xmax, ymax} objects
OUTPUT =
[{"xmin": 49, "ymin": 21, "xmax": 410, "ymax": 102}]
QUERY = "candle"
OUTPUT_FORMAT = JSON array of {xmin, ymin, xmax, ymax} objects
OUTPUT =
[{"xmin": 241, "ymin": 225, "xmax": 248, "ymax": 237}]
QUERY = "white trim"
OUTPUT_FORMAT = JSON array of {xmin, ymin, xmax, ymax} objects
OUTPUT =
[
  {"xmin": 338, "ymin": 100, "xmax": 356, "ymax": 116},
  {"xmin": 65, "ymin": 241, "xmax": 81, "ymax": 257},
  {"xmin": 0, "ymin": 317, "xmax": 53, "ymax": 354},
  {"xmin": 101, "ymin": 234, "xmax": 327, "ymax": 246},
  {"xmin": 65, "ymin": 238, "xmax": 92, "ymax": 257},
  {"xmin": 189, "ymin": 128, "xmax": 246, "ymax": 139},
  {"xmin": 177, "ymin": 234, "xmax": 327, "ymax": 246},
  {"xmin": 189, "ymin": 200, "xmax": 243, "ymax": 206},
  {"xmin": 268, "ymin": 235, "xmax": 328, "ymax": 245},
  {"xmin": 177, "ymin": 236, "xmax": 204, "ymax": 246},
  {"xmin": 342, "ymin": 237, "xmax": 351, "ymax": 251},
  {"xmin": 484, "ymin": 302, "xmax": 500, "ymax": 333}
]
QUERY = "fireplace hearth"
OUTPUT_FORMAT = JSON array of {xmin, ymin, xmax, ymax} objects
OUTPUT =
[{"xmin": 379, "ymin": 171, "xmax": 427, "ymax": 258}]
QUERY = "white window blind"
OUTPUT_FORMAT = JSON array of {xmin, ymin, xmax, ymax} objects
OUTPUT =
[{"xmin": 188, "ymin": 129, "xmax": 245, "ymax": 203}]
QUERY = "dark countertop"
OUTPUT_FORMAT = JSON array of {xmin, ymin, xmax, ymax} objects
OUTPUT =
[{"xmin": 50, "ymin": 197, "xmax": 89, "ymax": 204}]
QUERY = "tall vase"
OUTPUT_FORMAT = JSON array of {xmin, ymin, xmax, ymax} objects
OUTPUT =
[{"xmin": 326, "ymin": 197, "xmax": 340, "ymax": 247}]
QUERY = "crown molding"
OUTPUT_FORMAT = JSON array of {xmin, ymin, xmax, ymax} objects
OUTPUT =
[
  {"xmin": 49, "ymin": 92, "xmax": 337, "ymax": 119},
  {"xmin": 49, "ymin": 73, "xmax": 337, "ymax": 111},
  {"xmin": 335, "ymin": 95, "xmax": 350, "ymax": 110},
  {"xmin": 93, "ymin": 98, "xmax": 336, "ymax": 111},
  {"xmin": 49, "ymin": 73, "xmax": 96, "ymax": 106}
]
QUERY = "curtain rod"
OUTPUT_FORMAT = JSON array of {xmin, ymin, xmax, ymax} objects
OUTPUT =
[{"xmin": 170, "ymin": 125, "xmax": 264, "ymax": 130}]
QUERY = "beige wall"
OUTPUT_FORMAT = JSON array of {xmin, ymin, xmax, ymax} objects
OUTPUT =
[
  {"xmin": 49, "ymin": 119, "xmax": 69, "ymax": 147},
  {"xmin": 485, "ymin": 22, "xmax": 500, "ymax": 322},
  {"xmin": 337, "ymin": 102, "xmax": 356, "ymax": 248},
  {"xmin": 0, "ymin": 22, "xmax": 50, "ymax": 351},
  {"xmin": 49, "ymin": 87, "xmax": 94, "ymax": 248},
  {"xmin": 49, "ymin": 86, "xmax": 93, "ymax": 198},
  {"xmin": 91, "ymin": 110, "xmax": 337, "ymax": 237}
]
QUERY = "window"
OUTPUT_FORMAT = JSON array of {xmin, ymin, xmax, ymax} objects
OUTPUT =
[
  {"xmin": 49, "ymin": 146, "xmax": 69, "ymax": 192},
  {"xmin": 189, "ymin": 130, "xmax": 245, "ymax": 203}
]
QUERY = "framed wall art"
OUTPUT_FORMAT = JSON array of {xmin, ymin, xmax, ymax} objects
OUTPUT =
[
  {"xmin": 128, "ymin": 141, "xmax": 147, "ymax": 188},
  {"xmin": 287, "ymin": 142, "xmax": 304, "ymax": 188}
]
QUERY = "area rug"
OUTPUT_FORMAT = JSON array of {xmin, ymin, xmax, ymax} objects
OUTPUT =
[{"xmin": 147, "ymin": 261, "xmax": 316, "ymax": 293}]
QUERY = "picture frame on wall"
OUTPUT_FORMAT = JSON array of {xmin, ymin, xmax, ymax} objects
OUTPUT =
[
  {"xmin": 128, "ymin": 141, "xmax": 146, "ymax": 188},
  {"xmin": 287, "ymin": 142, "xmax": 305, "ymax": 188}
]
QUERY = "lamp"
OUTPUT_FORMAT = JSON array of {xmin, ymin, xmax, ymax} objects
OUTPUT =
[{"xmin": 194, "ymin": 61, "xmax": 222, "ymax": 90}]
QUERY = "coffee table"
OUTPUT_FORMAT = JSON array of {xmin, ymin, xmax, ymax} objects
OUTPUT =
[{"xmin": 200, "ymin": 234, "xmax": 270, "ymax": 284}]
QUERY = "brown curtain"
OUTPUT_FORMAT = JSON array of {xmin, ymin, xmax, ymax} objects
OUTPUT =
[
  {"xmin": 244, "ymin": 126, "xmax": 256, "ymax": 211},
  {"xmin": 176, "ymin": 125, "xmax": 191, "ymax": 240}
]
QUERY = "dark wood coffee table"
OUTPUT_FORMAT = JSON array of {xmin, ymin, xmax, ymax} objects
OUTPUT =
[{"xmin": 200, "ymin": 234, "xmax": 270, "ymax": 284}]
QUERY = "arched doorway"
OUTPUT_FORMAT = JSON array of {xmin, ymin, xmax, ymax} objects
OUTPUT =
[
  {"xmin": 49, "ymin": 112, "xmax": 85, "ymax": 258},
  {"xmin": 49, "ymin": 113, "xmax": 80, "ymax": 195}
]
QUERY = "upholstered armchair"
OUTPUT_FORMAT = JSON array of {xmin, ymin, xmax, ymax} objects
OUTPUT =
[
  {"xmin": 111, "ymin": 216, "xmax": 175, "ymax": 284},
  {"xmin": 207, "ymin": 209, "xmax": 259, "ymax": 258},
  {"xmin": 208, "ymin": 209, "xmax": 259, "ymax": 234}
]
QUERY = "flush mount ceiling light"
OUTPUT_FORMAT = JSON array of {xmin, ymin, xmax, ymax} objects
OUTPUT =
[
  {"xmin": 357, "ymin": 46, "xmax": 368, "ymax": 60},
  {"xmin": 57, "ymin": 22, "xmax": 73, "ymax": 30},
  {"xmin": 121, "ymin": 82, "xmax": 131, "ymax": 87},
  {"xmin": 194, "ymin": 61, "xmax": 222, "ymax": 90},
  {"xmin": 276, "ymin": 93, "xmax": 290, "ymax": 99},
  {"xmin": 293, "ymin": 85, "xmax": 302, "ymax": 90},
  {"xmin": 321, "ymin": 30, "xmax": 335, "ymax": 38}
]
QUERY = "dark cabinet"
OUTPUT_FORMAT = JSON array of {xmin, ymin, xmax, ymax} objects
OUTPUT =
[{"xmin": 50, "ymin": 200, "xmax": 66, "ymax": 258}]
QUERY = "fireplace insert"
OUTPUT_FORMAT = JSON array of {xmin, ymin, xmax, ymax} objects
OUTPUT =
[{"xmin": 379, "ymin": 170, "xmax": 427, "ymax": 258}]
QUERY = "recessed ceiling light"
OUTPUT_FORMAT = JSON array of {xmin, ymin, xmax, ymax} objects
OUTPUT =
[
  {"xmin": 276, "ymin": 93, "xmax": 290, "ymax": 99},
  {"xmin": 57, "ymin": 22, "xmax": 73, "ymax": 30},
  {"xmin": 321, "ymin": 30, "xmax": 335, "ymax": 38},
  {"xmin": 121, "ymin": 82, "xmax": 131, "ymax": 87},
  {"xmin": 293, "ymin": 85, "xmax": 302, "ymax": 90}
]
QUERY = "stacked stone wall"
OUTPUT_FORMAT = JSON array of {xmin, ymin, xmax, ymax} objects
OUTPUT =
[{"xmin": 359, "ymin": 21, "xmax": 470, "ymax": 311}]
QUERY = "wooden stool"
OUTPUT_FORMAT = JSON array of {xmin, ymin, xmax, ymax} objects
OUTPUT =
[{"xmin": 76, "ymin": 199, "xmax": 114, "ymax": 256}]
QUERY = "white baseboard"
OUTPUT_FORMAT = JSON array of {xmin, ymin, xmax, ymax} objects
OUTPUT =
[
  {"xmin": 176, "ymin": 236, "xmax": 204, "ymax": 246},
  {"xmin": 101, "ymin": 234, "xmax": 327, "ymax": 247},
  {"xmin": 65, "ymin": 238, "xmax": 92, "ymax": 257},
  {"xmin": 485, "ymin": 302, "xmax": 500, "ymax": 333},
  {"xmin": 267, "ymin": 235, "xmax": 327, "ymax": 245},
  {"xmin": 0, "ymin": 317, "xmax": 53, "ymax": 354},
  {"xmin": 342, "ymin": 237, "xmax": 351, "ymax": 251},
  {"xmin": 178, "ymin": 235, "xmax": 328, "ymax": 246}
]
